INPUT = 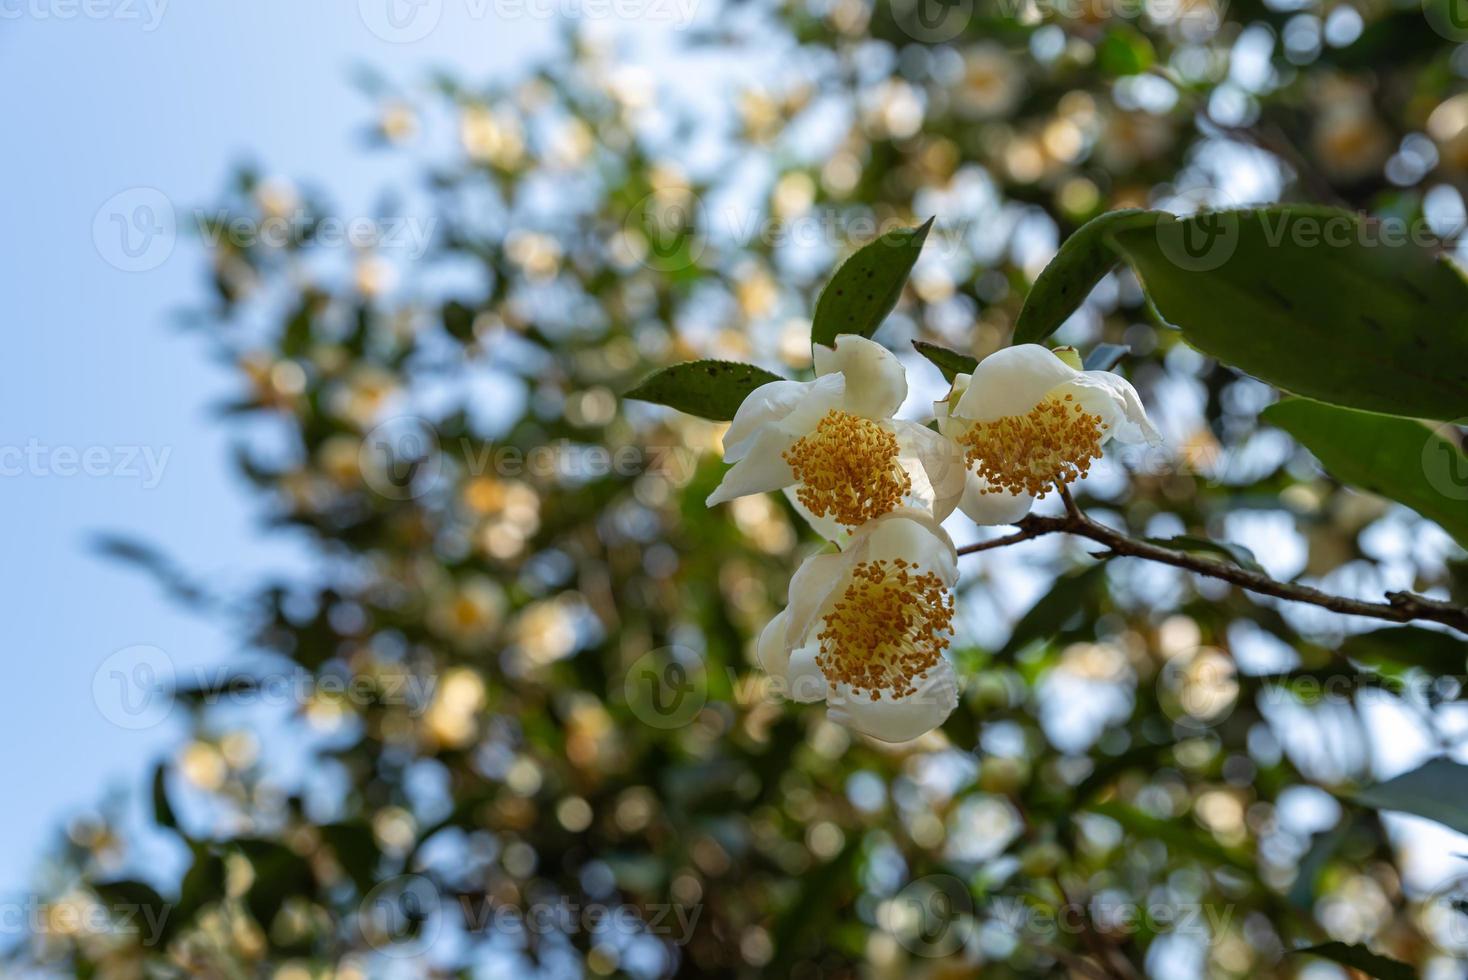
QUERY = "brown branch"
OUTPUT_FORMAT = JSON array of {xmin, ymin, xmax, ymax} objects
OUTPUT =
[{"xmin": 956, "ymin": 510, "xmax": 1468, "ymax": 635}]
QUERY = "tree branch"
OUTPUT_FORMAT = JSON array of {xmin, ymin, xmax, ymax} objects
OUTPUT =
[{"xmin": 956, "ymin": 510, "xmax": 1468, "ymax": 635}]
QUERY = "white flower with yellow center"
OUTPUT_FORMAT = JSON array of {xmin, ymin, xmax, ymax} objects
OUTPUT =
[
  {"xmin": 936, "ymin": 344, "xmax": 1159, "ymax": 524},
  {"xmin": 707, "ymin": 334, "xmax": 964, "ymax": 541},
  {"xmin": 757, "ymin": 510, "xmax": 960, "ymax": 743}
]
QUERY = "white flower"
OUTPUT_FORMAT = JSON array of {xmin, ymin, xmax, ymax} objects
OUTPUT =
[
  {"xmin": 757, "ymin": 509, "xmax": 961, "ymax": 743},
  {"xmin": 935, "ymin": 344, "xmax": 1159, "ymax": 524},
  {"xmin": 707, "ymin": 334, "xmax": 965, "ymax": 541}
]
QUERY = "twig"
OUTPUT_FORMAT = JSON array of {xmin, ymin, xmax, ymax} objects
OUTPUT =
[{"xmin": 956, "ymin": 510, "xmax": 1468, "ymax": 635}]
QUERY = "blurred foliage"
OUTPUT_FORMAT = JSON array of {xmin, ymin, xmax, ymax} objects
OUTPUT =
[{"xmin": 13, "ymin": 0, "xmax": 1468, "ymax": 976}]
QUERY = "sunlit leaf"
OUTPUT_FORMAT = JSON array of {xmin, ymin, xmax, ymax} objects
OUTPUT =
[
  {"xmin": 1013, "ymin": 209, "xmax": 1158, "ymax": 344},
  {"xmin": 811, "ymin": 218, "xmax": 933, "ymax": 348},
  {"xmin": 1111, "ymin": 208, "xmax": 1468, "ymax": 421},
  {"xmin": 912, "ymin": 340, "xmax": 976, "ymax": 381},
  {"xmin": 1262, "ymin": 397, "xmax": 1468, "ymax": 549},
  {"xmin": 625, "ymin": 360, "xmax": 785, "ymax": 421}
]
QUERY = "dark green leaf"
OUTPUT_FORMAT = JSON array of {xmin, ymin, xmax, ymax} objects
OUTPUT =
[
  {"xmin": 625, "ymin": 360, "xmax": 785, "ymax": 422},
  {"xmin": 168, "ymin": 847, "xmax": 225, "ymax": 943},
  {"xmin": 1287, "ymin": 820, "xmax": 1351, "ymax": 910},
  {"xmin": 1144, "ymin": 535, "xmax": 1266, "ymax": 574},
  {"xmin": 319, "ymin": 821, "xmax": 382, "ymax": 894},
  {"xmin": 1083, "ymin": 343, "xmax": 1130, "ymax": 371},
  {"xmin": 1013, "ymin": 209, "xmax": 1159, "ymax": 344},
  {"xmin": 1262, "ymin": 398, "xmax": 1468, "ymax": 550},
  {"xmin": 152, "ymin": 763, "xmax": 179, "ymax": 834},
  {"xmin": 236, "ymin": 838, "xmax": 316, "ymax": 932},
  {"xmin": 1291, "ymin": 942, "xmax": 1417, "ymax": 980},
  {"xmin": 912, "ymin": 340, "xmax": 976, "ymax": 381},
  {"xmin": 999, "ymin": 565, "xmax": 1108, "ymax": 659},
  {"xmin": 1353, "ymin": 757, "xmax": 1468, "ymax": 834},
  {"xmin": 810, "ymin": 218, "xmax": 933, "ymax": 348},
  {"xmin": 91, "ymin": 880, "xmax": 172, "ymax": 949},
  {"xmin": 1340, "ymin": 626, "xmax": 1467, "ymax": 676},
  {"xmin": 1110, "ymin": 208, "xmax": 1468, "ymax": 421}
]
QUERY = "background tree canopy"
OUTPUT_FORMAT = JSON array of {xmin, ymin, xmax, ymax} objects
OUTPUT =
[{"xmin": 15, "ymin": 0, "xmax": 1468, "ymax": 976}]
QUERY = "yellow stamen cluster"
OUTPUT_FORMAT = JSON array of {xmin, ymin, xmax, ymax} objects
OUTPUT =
[
  {"xmin": 817, "ymin": 559, "xmax": 954, "ymax": 700},
  {"xmin": 959, "ymin": 394, "xmax": 1105, "ymax": 497},
  {"xmin": 784, "ymin": 410, "xmax": 911, "ymax": 528}
]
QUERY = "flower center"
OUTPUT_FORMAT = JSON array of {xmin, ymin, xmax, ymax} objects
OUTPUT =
[
  {"xmin": 959, "ymin": 394, "xmax": 1105, "ymax": 497},
  {"xmin": 783, "ymin": 410, "xmax": 911, "ymax": 528},
  {"xmin": 817, "ymin": 559, "xmax": 953, "ymax": 700}
]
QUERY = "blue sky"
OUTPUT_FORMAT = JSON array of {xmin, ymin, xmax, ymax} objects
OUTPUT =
[{"xmin": 0, "ymin": 2, "xmax": 570, "ymax": 897}]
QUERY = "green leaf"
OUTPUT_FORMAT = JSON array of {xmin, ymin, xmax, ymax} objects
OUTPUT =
[
  {"xmin": 236, "ymin": 838, "xmax": 316, "ymax": 932},
  {"xmin": 1340, "ymin": 626, "xmax": 1467, "ymax": 676},
  {"xmin": 319, "ymin": 821, "xmax": 382, "ymax": 894},
  {"xmin": 1083, "ymin": 343, "xmax": 1130, "ymax": 371},
  {"xmin": 810, "ymin": 218, "xmax": 933, "ymax": 348},
  {"xmin": 625, "ymin": 360, "xmax": 785, "ymax": 422},
  {"xmin": 1144, "ymin": 534, "xmax": 1266, "ymax": 575},
  {"xmin": 152, "ymin": 763, "xmax": 179, "ymax": 834},
  {"xmin": 1291, "ymin": 942, "xmax": 1417, "ymax": 980},
  {"xmin": 912, "ymin": 340, "xmax": 977, "ymax": 381},
  {"xmin": 1262, "ymin": 398, "xmax": 1468, "ymax": 550},
  {"xmin": 170, "ymin": 846, "xmax": 225, "ymax": 942},
  {"xmin": 1097, "ymin": 25, "xmax": 1156, "ymax": 76},
  {"xmin": 1000, "ymin": 565, "xmax": 1108, "ymax": 659},
  {"xmin": 1013, "ymin": 209, "xmax": 1159, "ymax": 344},
  {"xmin": 1353, "ymin": 757, "xmax": 1468, "ymax": 834},
  {"xmin": 91, "ymin": 880, "xmax": 173, "ymax": 949},
  {"xmin": 1109, "ymin": 207, "xmax": 1468, "ymax": 421}
]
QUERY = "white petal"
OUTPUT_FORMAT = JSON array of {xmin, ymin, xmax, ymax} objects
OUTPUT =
[
  {"xmin": 892, "ymin": 421, "xmax": 967, "ymax": 523},
  {"xmin": 957, "ymin": 474, "xmax": 1036, "ymax": 525},
  {"xmin": 784, "ymin": 551, "xmax": 850, "ymax": 652},
  {"xmin": 814, "ymin": 334, "xmax": 907, "ymax": 419},
  {"xmin": 757, "ymin": 610, "xmax": 793, "ymax": 681},
  {"xmin": 826, "ymin": 659, "xmax": 959, "ymax": 743},
  {"xmin": 759, "ymin": 616, "xmax": 827, "ymax": 704},
  {"xmin": 785, "ymin": 643, "xmax": 828, "ymax": 703},
  {"xmin": 954, "ymin": 344, "xmax": 1078, "ymax": 422},
  {"xmin": 778, "ymin": 371, "xmax": 848, "ymax": 435},
  {"xmin": 854, "ymin": 509, "xmax": 958, "ymax": 584},
  {"xmin": 1063, "ymin": 371, "xmax": 1161, "ymax": 447},
  {"xmin": 724, "ymin": 378, "xmax": 814, "ymax": 462},
  {"xmin": 705, "ymin": 427, "xmax": 797, "ymax": 506}
]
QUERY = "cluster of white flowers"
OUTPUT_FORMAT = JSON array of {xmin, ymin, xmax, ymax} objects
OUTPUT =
[{"xmin": 709, "ymin": 335, "xmax": 1159, "ymax": 743}]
